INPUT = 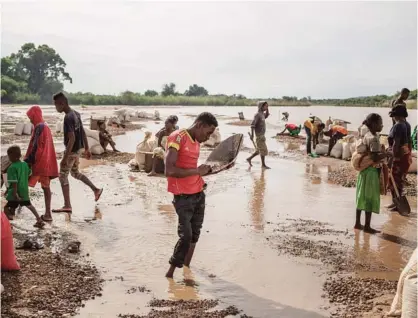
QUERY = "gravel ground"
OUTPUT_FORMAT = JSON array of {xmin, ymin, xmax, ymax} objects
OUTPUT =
[
  {"xmin": 1, "ymin": 230, "xmax": 103, "ymax": 318},
  {"xmin": 266, "ymin": 218, "xmax": 403, "ymax": 317},
  {"xmin": 118, "ymin": 299, "xmax": 249, "ymax": 318},
  {"xmin": 324, "ymin": 276, "xmax": 397, "ymax": 318}
]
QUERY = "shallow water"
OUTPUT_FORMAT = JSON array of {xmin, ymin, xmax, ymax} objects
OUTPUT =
[{"xmin": 3, "ymin": 105, "xmax": 417, "ymax": 318}]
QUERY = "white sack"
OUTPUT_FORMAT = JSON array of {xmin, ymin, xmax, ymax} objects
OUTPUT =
[
  {"xmin": 330, "ymin": 142, "xmax": 343, "ymax": 159},
  {"xmin": 22, "ymin": 123, "xmax": 33, "ymax": 135},
  {"xmin": 87, "ymin": 137, "xmax": 100, "ymax": 149},
  {"xmin": 342, "ymin": 142, "xmax": 352, "ymax": 160},
  {"xmin": 134, "ymin": 131, "xmax": 155, "ymax": 171},
  {"xmin": 84, "ymin": 127, "xmax": 100, "ymax": 141},
  {"xmin": 401, "ymin": 274, "xmax": 417, "ymax": 318},
  {"xmin": 315, "ymin": 144, "xmax": 329, "ymax": 156},
  {"xmin": 14, "ymin": 123, "xmax": 24, "ymax": 136},
  {"xmin": 90, "ymin": 144, "xmax": 105, "ymax": 155}
]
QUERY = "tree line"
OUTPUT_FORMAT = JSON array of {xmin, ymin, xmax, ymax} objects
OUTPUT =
[{"xmin": 1, "ymin": 43, "xmax": 416, "ymax": 109}]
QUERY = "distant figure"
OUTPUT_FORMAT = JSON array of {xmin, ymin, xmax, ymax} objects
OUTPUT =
[
  {"xmin": 326, "ymin": 117, "xmax": 333, "ymax": 129},
  {"xmin": 278, "ymin": 123, "xmax": 301, "ymax": 137},
  {"xmin": 238, "ymin": 112, "xmax": 245, "ymax": 121},
  {"xmin": 354, "ymin": 113, "xmax": 387, "ymax": 234},
  {"xmin": 304, "ymin": 117, "xmax": 325, "ymax": 155},
  {"xmin": 390, "ymin": 88, "xmax": 409, "ymax": 126},
  {"xmin": 324, "ymin": 125, "xmax": 348, "ymax": 156},
  {"xmin": 4, "ymin": 145, "xmax": 44, "ymax": 228},
  {"xmin": 52, "ymin": 92, "xmax": 103, "ymax": 214},
  {"xmin": 148, "ymin": 115, "xmax": 178, "ymax": 177},
  {"xmin": 247, "ymin": 101, "xmax": 270, "ymax": 169},
  {"xmin": 98, "ymin": 121, "xmax": 119, "ymax": 153},
  {"xmin": 24, "ymin": 105, "xmax": 59, "ymax": 222},
  {"xmin": 281, "ymin": 112, "xmax": 289, "ymax": 122}
]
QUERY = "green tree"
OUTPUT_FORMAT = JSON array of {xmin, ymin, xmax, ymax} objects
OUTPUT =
[
  {"xmin": 161, "ymin": 82, "xmax": 177, "ymax": 97},
  {"xmin": 9, "ymin": 43, "xmax": 72, "ymax": 95},
  {"xmin": 144, "ymin": 89, "xmax": 158, "ymax": 97},
  {"xmin": 120, "ymin": 90, "xmax": 137, "ymax": 105},
  {"xmin": 184, "ymin": 84, "xmax": 208, "ymax": 96}
]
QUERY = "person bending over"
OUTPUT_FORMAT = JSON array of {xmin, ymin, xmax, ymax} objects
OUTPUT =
[
  {"xmin": 278, "ymin": 123, "xmax": 301, "ymax": 137},
  {"xmin": 304, "ymin": 117, "xmax": 325, "ymax": 155},
  {"xmin": 324, "ymin": 125, "xmax": 348, "ymax": 156}
]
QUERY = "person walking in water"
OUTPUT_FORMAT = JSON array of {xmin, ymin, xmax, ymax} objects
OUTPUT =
[
  {"xmin": 165, "ymin": 112, "xmax": 218, "ymax": 278},
  {"xmin": 24, "ymin": 105, "xmax": 59, "ymax": 222},
  {"xmin": 52, "ymin": 92, "xmax": 103, "ymax": 214},
  {"xmin": 247, "ymin": 101, "xmax": 270, "ymax": 169}
]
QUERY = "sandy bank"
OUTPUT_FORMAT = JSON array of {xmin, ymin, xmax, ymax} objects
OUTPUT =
[{"xmin": 1, "ymin": 230, "xmax": 103, "ymax": 318}]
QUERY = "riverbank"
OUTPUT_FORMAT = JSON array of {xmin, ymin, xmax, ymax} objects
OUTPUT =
[{"xmin": 1, "ymin": 229, "xmax": 103, "ymax": 318}]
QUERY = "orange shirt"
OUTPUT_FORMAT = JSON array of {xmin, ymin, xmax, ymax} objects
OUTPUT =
[
  {"xmin": 166, "ymin": 129, "xmax": 204, "ymax": 195},
  {"xmin": 331, "ymin": 125, "xmax": 348, "ymax": 135}
]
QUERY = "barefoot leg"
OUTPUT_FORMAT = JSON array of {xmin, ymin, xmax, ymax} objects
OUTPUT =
[
  {"xmin": 261, "ymin": 156, "xmax": 270, "ymax": 169},
  {"xmin": 165, "ymin": 265, "xmax": 176, "ymax": 278},
  {"xmin": 246, "ymin": 152, "xmax": 258, "ymax": 167},
  {"xmin": 364, "ymin": 211, "xmax": 380, "ymax": 234},
  {"xmin": 42, "ymin": 187, "xmax": 53, "ymax": 221},
  {"xmin": 184, "ymin": 243, "xmax": 196, "ymax": 267},
  {"xmin": 354, "ymin": 209, "xmax": 363, "ymax": 230}
]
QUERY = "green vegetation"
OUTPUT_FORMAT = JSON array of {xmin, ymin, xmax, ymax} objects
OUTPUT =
[{"xmin": 1, "ymin": 43, "xmax": 416, "ymax": 109}]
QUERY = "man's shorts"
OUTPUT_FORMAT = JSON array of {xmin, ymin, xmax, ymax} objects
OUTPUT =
[
  {"xmin": 59, "ymin": 151, "xmax": 81, "ymax": 185},
  {"xmin": 28, "ymin": 176, "xmax": 51, "ymax": 188},
  {"xmin": 6, "ymin": 200, "xmax": 32, "ymax": 209},
  {"xmin": 255, "ymin": 135, "xmax": 268, "ymax": 156}
]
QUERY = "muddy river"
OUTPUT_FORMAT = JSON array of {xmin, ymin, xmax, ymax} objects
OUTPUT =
[{"xmin": 2, "ymin": 105, "xmax": 417, "ymax": 317}]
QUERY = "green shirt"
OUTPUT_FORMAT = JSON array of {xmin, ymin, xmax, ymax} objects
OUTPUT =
[{"xmin": 6, "ymin": 161, "xmax": 31, "ymax": 201}]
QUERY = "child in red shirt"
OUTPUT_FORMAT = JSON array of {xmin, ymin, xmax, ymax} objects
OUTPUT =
[{"xmin": 165, "ymin": 112, "xmax": 218, "ymax": 278}]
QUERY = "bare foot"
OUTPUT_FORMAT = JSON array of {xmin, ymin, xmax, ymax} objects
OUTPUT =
[
  {"xmin": 354, "ymin": 224, "xmax": 364, "ymax": 230},
  {"xmin": 364, "ymin": 227, "xmax": 380, "ymax": 234},
  {"xmin": 148, "ymin": 171, "xmax": 157, "ymax": 177},
  {"xmin": 165, "ymin": 265, "xmax": 176, "ymax": 278},
  {"xmin": 34, "ymin": 220, "xmax": 45, "ymax": 229},
  {"xmin": 262, "ymin": 165, "xmax": 271, "ymax": 170},
  {"xmin": 246, "ymin": 158, "xmax": 253, "ymax": 167}
]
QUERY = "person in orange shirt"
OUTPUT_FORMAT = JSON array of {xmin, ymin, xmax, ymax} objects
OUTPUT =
[
  {"xmin": 324, "ymin": 125, "xmax": 348, "ymax": 156},
  {"xmin": 164, "ymin": 112, "xmax": 218, "ymax": 278}
]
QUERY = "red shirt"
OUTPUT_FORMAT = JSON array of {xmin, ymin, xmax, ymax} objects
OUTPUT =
[
  {"xmin": 285, "ymin": 123, "xmax": 298, "ymax": 130},
  {"xmin": 166, "ymin": 129, "xmax": 204, "ymax": 195}
]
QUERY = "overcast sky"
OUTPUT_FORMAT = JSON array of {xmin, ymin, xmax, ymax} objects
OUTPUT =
[{"xmin": 1, "ymin": 1, "xmax": 417, "ymax": 98}]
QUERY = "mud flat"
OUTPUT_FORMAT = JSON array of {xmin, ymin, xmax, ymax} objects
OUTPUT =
[
  {"xmin": 265, "ymin": 218, "xmax": 412, "ymax": 317},
  {"xmin": 1, "ymin": 230, "xmax": 103, "ymax": 318}
]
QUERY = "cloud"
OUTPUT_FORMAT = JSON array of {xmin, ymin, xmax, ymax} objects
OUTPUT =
[{"xmin": 1, "ymin": 1, "xmax": 416, "ymax": 98}]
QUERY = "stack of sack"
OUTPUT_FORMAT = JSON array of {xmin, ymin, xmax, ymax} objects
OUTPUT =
[
  {"xmin": 128, "ymin": 131, "xmax": 156, "ymax": 171},
  {"xmin": 203, "ymin": 127, "xmax": 222, "ymax": 147},
  {"xmin": 113, "ymin": 108, "xmax": 137, "ymax": 123},
  {"xmin": 84, "ymin": 127, "xmax": 105, "ymax": 155},
  {"xmin": 14, "ymin": 122, "xmax": 33, "ymax": 136}
]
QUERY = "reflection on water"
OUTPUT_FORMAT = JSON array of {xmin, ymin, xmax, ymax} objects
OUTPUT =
[
  {"xmin": 167, "ymin": 267, "xmax": 199, "ymax": 301},
  {"xmin": 249, "ymin": 170, "xmax": 266, "ymax": 231}
]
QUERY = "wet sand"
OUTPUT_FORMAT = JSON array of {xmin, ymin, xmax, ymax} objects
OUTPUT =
[{"xmin": 1, "ymin": 105, "xmax": 417, "ymax": 317}]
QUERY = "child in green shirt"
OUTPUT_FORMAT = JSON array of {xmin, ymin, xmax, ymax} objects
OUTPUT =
[{"xmin": 4, "ymin": 145, "xmax": 44, "ymax": 228}]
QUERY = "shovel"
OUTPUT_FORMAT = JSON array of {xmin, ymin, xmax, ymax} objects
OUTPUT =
[{"xmin": 389, "ymin": 172, "xmax": 411, "ymax": 216}]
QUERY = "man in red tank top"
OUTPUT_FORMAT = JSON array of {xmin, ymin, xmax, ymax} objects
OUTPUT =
[{"xmin": 165, "ymin": 112, "xmax": 218, "ymax": 278}]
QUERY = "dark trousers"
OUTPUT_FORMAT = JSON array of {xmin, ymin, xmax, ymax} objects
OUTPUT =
[
  {"xmin": 169, "ymin": 191, "xmax": 205, "ymax": 268},
  {"xmin": 328, "ymin": 132, "xmax": 346, "ymax": 155},
  {"xmin": 305, "ymin": 126, "xmax": 312, "ymax": 154}
]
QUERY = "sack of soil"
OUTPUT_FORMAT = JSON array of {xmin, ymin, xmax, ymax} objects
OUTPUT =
[{"xmin": 205, "ymin": 133, "xmax": 243, "ymax": 174}]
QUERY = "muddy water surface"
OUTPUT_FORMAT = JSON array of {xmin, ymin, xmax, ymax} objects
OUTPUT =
[{"xmin": 3, "ymin": 106, "xmax": 417, "ymax": 318}]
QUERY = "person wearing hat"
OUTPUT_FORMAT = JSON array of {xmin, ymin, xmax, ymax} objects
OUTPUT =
[{"xmin": 387, "ymin": 105, "xmax": 412, "ymax": 211}]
